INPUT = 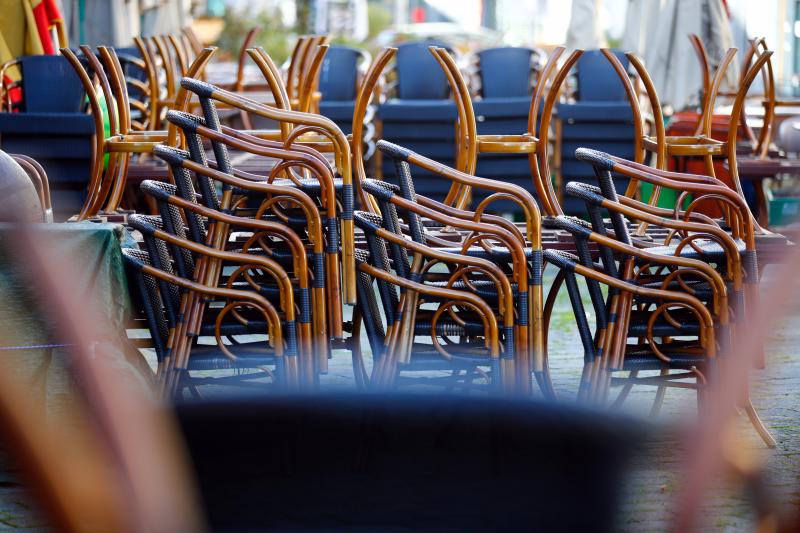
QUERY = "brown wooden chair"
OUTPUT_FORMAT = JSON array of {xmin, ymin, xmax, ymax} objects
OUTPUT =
[
  {"xmin": 603, "ymin": 44, "xmax": 772, "ymax": 232},
  {"xmin": 155, "ymin": 124, "xmax": 336, "ymax": 377},
  {"xmin": 429, "ymin": 45, "xmax": 583, "ymax": 215},
  {"xmin": 60, "ymin": 45, "xmax": 215, "ymax": 219},
  {"xmin": 372, "ymin": 140, "xmax": 545, "ymax": 395},
  {"xmin": 178, "ymin": 77, "xmax": 358, "ymax": 304},
  {"xmin": 352, "ymin": 184, "xmax": 511, "ymax": 392},
  {"xmin": 556, "ymin": 147, "xmax": 775, "ymax": 446}
]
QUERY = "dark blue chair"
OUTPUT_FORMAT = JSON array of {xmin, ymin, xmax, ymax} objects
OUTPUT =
[
  {"xmin": 557, "ymin": 49, "xmax": 634, "ymax": 214},
  {"xmin": 394, "ymin": 40, "xmax": 453, "ymax": 100},
  {"xmin": 471, "ymin": 47, "xmax": 541, "ymax": 208},
  {"xmin": 378, "ymin": 41, "xmax": 458, "ymax": 200},
  {"xmin": 318, "ymin": 45, "xmax": 369, "ymax": 136},
  {"xmin": 476, "ymin": 46, "xmax": 537, "ymax": 99},
  {"xmin": 177, "ymin": 393, "xmax": 642, "ymax": 532},
  {"xmin": 0, "ymin": 55, "xmax": 94, "ymax": 220}
]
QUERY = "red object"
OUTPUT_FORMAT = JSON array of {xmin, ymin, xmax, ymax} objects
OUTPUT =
[
  {"xmin": 411, "ymin": 7, "xmax": 426, "ymax": 23},
  {"xmin": 666, "ymin": 111, "xmax": 748, "ymax": 217},
  {"xmin": 31, "ymin": 0, "xmax": 62, "ymax": 55}
]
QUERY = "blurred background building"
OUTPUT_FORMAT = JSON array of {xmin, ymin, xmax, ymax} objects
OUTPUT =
[{"xmin": 28, "ymin": 0, "xmax": 800, "ymax": 102}]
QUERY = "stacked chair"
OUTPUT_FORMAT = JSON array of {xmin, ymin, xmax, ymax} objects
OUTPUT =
[
  {"xmin": 376, "ymin": 41, "xmax": 459, "ymax": 200},
  {"xmin": 317, "ymin": 44, "xmax": 371, "ymax": 135},
  {"xmin": 557, "ymin": 50, "xmax": 636, "ymax": 214},
  {"xmin": 471, "ymin": 46, "xmax": 547, "ymax": 201},
  {"xmin": 34, "ymin": 30, "xmax": 773, "ymax": 446}
]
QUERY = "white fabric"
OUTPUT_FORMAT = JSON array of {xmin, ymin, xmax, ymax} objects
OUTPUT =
[
  {"xmin": 566, "ymin": 0, "xmax": 607, "ymax": 50},
  {"xmin": 313, "ymin": 0, "xmax": 369, "ymax": 42},
  {"xmin": 621, "ymin": 0, "xmax": 663, "ymax": 57},
  {"xmin": 639, "ymin": 0, "xmax": 736, "ymax": 110}
]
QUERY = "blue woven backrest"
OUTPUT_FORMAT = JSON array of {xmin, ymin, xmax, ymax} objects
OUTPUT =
[
  {"xmin": 19, "ymin": 55, "xmax": 86, "ymax": 113},
  {"xmin": 576, "ymin": 49, "xmax": 629, "ymax": 102},
  {"xmin": 395, "ymin": 40, "xmax": 452, "ymax": 100},
  {"xmin": 477, "ymin": 47, "xmax": 534, "ymax": 98},
  {"xmin": 318, "ymin": 45, "xmax": 362, "ymax": 101}
]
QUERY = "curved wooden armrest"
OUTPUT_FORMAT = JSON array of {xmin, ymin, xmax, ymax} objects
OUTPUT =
[
  {"xmin": 140, "ymin": 222, "xmax": 297, "ymax": 322},
  {"xmin": 367, "ymin": 186, "xmax": 530, "ymax": 289},
  {"xmin": 617, "ymin": 195, "xmax": 721, "ymax": 227},
  {"xmin": 544, "ymin": 250, "xmax": 715, "ymax": 339},
  {"xmin": 584, "ymin": 230, "xmax": 728, "ymax": 318},
  {"xmin": 358, "ymin": 261, "xmax": 500, "ymax": 357},
  {"xmin": 595, "ymin": 196, "xmax": 744, "ymax": 287},
  {"xmin": 414, "ymin": 195, "xmax": 526, "ymax": 244},
  {"xmin": 362, "ymin": 221, "xmax": 515, "ymax": 327},
  {"xmin": 136, "ymin": 259, "xmax": 284, "ymax": 355},
  {"xmin": 377, "ymin": 140, "xmax": 541, "ymax": 247}
]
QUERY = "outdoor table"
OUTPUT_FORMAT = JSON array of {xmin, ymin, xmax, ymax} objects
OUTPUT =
[
  {"xmin": 0, "ymin": 222, "xmax": 147, "ymax": 416},
  {"xmin": 724, "ymin": 158, "xmax": 800, "ymax": 227}
]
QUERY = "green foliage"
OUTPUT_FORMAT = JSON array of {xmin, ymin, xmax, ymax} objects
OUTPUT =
[
  {"xmin": 367, "ymin": 3, "xmax": 392, "ymax": 40},
  {"xmin": 215, "ymin": 7, "xmax": 292, "ymax": 64}
]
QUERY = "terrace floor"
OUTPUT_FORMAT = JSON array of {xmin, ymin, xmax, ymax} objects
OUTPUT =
[{"xmin": 0, "ymin": 264, "xmax": 797, "ymax": 531}]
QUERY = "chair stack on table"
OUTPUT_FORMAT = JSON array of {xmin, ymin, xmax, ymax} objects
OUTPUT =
[{"xmin": 0, "ymin": 29, "xmax": 780, "ymax": 448}]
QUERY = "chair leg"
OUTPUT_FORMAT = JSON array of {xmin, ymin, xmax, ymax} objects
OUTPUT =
[
  {"xmin": 650, "ymin": 369, "xmax": 670, "ymax": 416},
  {"xmin": 350, "ymin": 309, "xmax": 370, "ymax": 390},
  {"xmin": 610, "ymin": 370, "xmax": 637, "ymax": 409},
  {"xmin": 533, "ymin": 369, "xmax": 557, "ymax": 400},
  {"xmin": 743, "ymin": 394, "xmax": 776, "ymax": 448},
  {"xmin": 578, "ymin": 362, "xmax": 593, "ymax": 403}
]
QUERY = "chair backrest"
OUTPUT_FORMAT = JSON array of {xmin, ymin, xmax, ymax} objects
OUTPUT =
[
  {"xmin": 318, "ymin": 45, "xmax": 364, "ymax": 101},
  {"xmin": 576, "ymin": 49, "xmax": 628, "ymax": 102},
  {"xmin": 395, "ymin": 40, "xmax": 453, "ymax": 100},
  {"xmin": 477, "ymin": 47, "xmax": 534, "ymax": 98},
  {"xmin": 177, "ymin": 394, "xmax": 639, "ymax": 532},
  {"xmin": 19, "ymin": 55, "xmax": 86, "ymax": 113}
]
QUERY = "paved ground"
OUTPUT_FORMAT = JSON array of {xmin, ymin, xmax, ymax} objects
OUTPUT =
[{"xmin": 0, "ymin": 264, "xmax": 798, "ymax": 530}]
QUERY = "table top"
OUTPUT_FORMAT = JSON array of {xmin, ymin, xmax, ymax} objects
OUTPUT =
[
  {"xmin": 731, "ymin": 157, "xmax": 800, "ymax": 178},
  {"xmin": 0, "ymin": 222, "xmax": 134, "ymax": 347}
]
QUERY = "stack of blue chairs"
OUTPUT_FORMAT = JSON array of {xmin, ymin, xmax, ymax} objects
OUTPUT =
[
  {"xmin": 317, "ymin": 45, "xmax": 368, "ymax": 136},
  {"xmin": 0, "ymin": 55, "xmax": 93, "ymax": 220},
  {"xmin": 472, "ymin": 47, "xmax": 539, "ymax": 208},
  {"xmin": 377, "ymin": 41, "xmax": 457, "ymax": 201},
  {"xmin": 557, "ymin": 50, "xmax": 634, "ymax": 214}
]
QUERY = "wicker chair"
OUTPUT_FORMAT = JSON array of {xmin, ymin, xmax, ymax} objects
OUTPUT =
[
  {"xmin": 558, "ymin": 148, "xmax": 775, "ymax": 446},
  {"xmin": 370, "ymin": 140, "xmax": 546, "ymax": 395}
]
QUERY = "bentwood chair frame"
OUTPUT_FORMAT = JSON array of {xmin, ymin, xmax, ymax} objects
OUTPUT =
[
  {"xmin": 603, "ymin": 45, "xmax": 773, "ymax": 232},
  {"xmin": 285, "ymin": 35, "xmax": 331, "ymax": 112},
  {"xmin": 551, "ymin": 179, "xmax": 774, "ymax": 445},
  {"xmin": 164, "ymin": 109, "xmax": 342, "ymax": 343},
  {"xmin": 352, "ymin": 189, "xmax": 513, "ymax": 392},
  {"xmin": 156, "ymin": 121, "xmax": 335, "ymax": 367},
  {"xmin": 60, "ymin": 45, "xmax": 216, "ymax": 219},
  {"xmin": 374, "ymin": 140, "xmax": 544, "ymax": 395},
  {"xmin": 122, "ymin": 245, "xmax": 296, "ymax": 395},
  {"xmin": 429, "ymin": 45, "xmax": 583, "ymax": 215},
  {"xmin": 178, "ymin": 77, "xmax": 358, "ymax": 304},
  {"xmin": 542, "ymin": 243, "xmax": 719, "ymax": 408},
  {"xmin": 574, "ymin": 148, "xmax": 764, "ymax": 366},
  {"xmin": 140, "ymin": 152, "xmax": 311, "ymax": 394}
]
